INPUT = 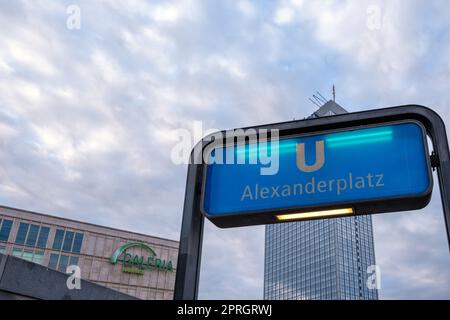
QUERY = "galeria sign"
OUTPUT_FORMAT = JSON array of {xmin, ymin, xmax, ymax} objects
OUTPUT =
[
  {"xmin": 111, "ymin": 242, "xmax": 173, "ymax": 274},
  {"xmin": 201, "ymin": 120, "xmax": 433, "ymax": 228}
]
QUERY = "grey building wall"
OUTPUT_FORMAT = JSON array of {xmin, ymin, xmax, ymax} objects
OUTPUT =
[{"xmin": 0, "ymin": 253, "xmax": 136, "ymax": 300}]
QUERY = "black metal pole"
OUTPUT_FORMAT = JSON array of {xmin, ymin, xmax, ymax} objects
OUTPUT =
[
  {"xmin": 423, "ymin": 110, "xmax": 450, "ymax": 250},
  {"xmin": 174, "ymin": 159, "xmax": 204, "ymax": 300}
]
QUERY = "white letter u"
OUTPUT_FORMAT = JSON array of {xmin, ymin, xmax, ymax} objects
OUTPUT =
[{"xmin": 296, "ymin": 140, "xmax": 325, "ymax": 172}]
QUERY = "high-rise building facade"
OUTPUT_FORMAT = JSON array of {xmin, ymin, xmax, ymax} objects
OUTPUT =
[{"xmin": 264, "ymin": 101, "xmax": 378, "ymax": 300}]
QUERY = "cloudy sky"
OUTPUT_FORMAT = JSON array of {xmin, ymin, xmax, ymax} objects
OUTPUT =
[{"xmin": 0, "ymin": 0, "xmax": 449, "ymax": 299}]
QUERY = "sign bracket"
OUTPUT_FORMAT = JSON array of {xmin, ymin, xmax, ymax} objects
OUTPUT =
[{"xmin": 431, "ymin": 151, "xmax": 440, "ymax": 170}]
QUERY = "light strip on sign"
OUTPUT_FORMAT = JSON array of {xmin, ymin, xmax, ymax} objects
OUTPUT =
[
  {"xmin": 326, "ymin": 129, "xmax": 393, "ymax": 142},
  {"xmin": 276, "ymin": 208, "xmax": 354, "ymax": 221},
  {"xmin": 226, "ymin": 129, "xmax": 394, "ymax": 157},
  {"xmin": 326, "ymin": 129, "xmax": 393, "ymax": 147},
  {"xmin": 327, "ymin": 136, "xmax": 392, "ymax": 148},
  {"xmin": 235, "ymin": 142, "xmax": 297, "ymax": 156}
]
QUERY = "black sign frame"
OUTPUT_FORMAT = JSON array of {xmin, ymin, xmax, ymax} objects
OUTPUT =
[{"xmin": 174, "ymin": 105, "xmax": 450, "ymax": 300}]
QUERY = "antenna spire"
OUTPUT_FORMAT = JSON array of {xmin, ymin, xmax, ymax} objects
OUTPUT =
[{"xmin": 332, "ymin": 85, "xmax": 336, "ymax": 102}]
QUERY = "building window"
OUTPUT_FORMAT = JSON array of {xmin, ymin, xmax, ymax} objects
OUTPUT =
[
  {"xmin": 49, "ymin": 253, "xmax": 59, "ymax": 269},
  {"xmin": 12, "ymin": 247, "xmax": 22, "ymax": 257},
  {"xmin": 15, "ymin": 222, "xmax": 51, "ymax": 249},
  {"xmin": 0, "ymin": 219, "xmax": 13, "ymax": 242},
  {"xmin": 52, "ymin": 229, "xmax": 65, "ymax": 250},
  {"xmin": 33, "ymin": 251, "xmax": 44, "ymax": 265},
  {"xmin": 48, "ymin": 228, "xmax": 83, "ymax": 272},
  {"xmin": 69, "ymin": 256, "xmax": 79, "ymax": 266},
  {"xmin": 15, "ymin": 223, "xmax": 29, "ymax": 244},
  {"xmin": 0, "ymin": 245, "xmax": 6, "ymax": 255},
  {"xmin": 22, "ymin": 249, "xmax": 33, "ymax": 262},
  {"xmin": 26, "ymin": 224, "xmax": 40, "ymax": 247},
  {"xmin": 11, "ymin": 247, "xmax": 46, "ymax": 265},
  {"xmin": 48, "ymin": 253, "xmax": 79, "ymax": 272},
  {"xmin": 37, "ymin": 227, "xmax": 50, "ymax": 248},
  {"xmin": 53, "ymin": 229, "xmax": 84, "ymax": 253},
  {"xmin": 62, "ymin": 231, "xmax": 74, "ymax": 252},
  {"xmin": 58, "ymin": 255, "xmax": 69, "ymax": 272},
  {"xmin": 72, "ymin": 233, "xmax": 84, "ymax": 253}
]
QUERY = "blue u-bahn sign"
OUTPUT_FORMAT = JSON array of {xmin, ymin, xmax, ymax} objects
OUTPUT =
[
  {"xmin": 175, "ymin": 106, "xmax": 450, "ymax": 300},
  {"xmin": 201, "ymin": 120, "xmax": 433, "ymax": 227}
]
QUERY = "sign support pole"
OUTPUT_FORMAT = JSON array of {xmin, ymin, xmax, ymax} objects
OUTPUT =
[
  {"xmin": 174, "ymin": 159, "xmax": 204, "ymax": 300},
  {"xmin": 424, "ymin": 110, "xmax": 450, "ymax": 249}
]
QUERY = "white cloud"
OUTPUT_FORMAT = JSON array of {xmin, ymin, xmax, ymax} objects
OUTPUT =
[
  {"xmin": 274, "ymin": 7, "xmax": 295, "ymax": 25},
  {"xmin": 0, "ymin": 58, "xmax": 13, "ymax": 74},
  {"xmin": 237, "ymin": 1, "xmax": 257, "ymax": 18},
  {"xmin": 6, "ymin": 39, "xmax": 58, "ymax": 77},
  {"xmin": 151, "ymin": 4, "xmax": 181, "ymax": 22},
  {"xmin": 207, "ymin": 54, "xmax": 247, "ymax": 79}
]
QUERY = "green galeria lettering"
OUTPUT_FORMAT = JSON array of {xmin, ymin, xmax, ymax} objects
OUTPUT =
[{"xmin": 110, "ymin": 242, "xmax": 174, "ymax": 274}]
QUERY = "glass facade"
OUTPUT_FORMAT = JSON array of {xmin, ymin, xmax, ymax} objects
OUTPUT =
[
  {"xmin": 264, "ymin": 216, "xmax": 378, "ymax": 300},
  {"xmin": 62, "ymin": 231, "xmax": 75, "ymax": 252},
  {"xmin": 72, "ymin": 233, "xmax": 84, "ymax": 253},
  {"xmin": 48, "ymin": 252, "xmax": 79, "ymax": 271},
  {"xmin": 37, "ymin": 227, "xmax": 50, "ymax": 248},
  {"xmin": 52, "ymin": 229, "xmax": 64, "ymax": 250},
  {"xmin": 11, "ymin": 247, "xmax": 44, "ymax": 264},
  {"xmin": 48, "ymin": 253, "xmax": 59, "ymax": 269},
  {"xmin": 52, "ymin": 228, "xmax": 84, "ymax": 253},
  {"xmin": 58, "ymin": 254, "xmax": 69, "ymax": 272},
  {"xmin": 14, "ymin": 222, "xmax": 49, "ymax": 248},
  {"xmin": 0, "ymin": 215, "xmax": 83, "ymax": 269},
  {"xmin": 26, "ymin": 224, "xmax": 40, "ymax": 246},
  {"xmin": 48, "ymin": 228, "xmax": 84, "ymax": 270},
  {"xmin": 15, "ymin": 222, "xmax": 29, "ymax": 244}
]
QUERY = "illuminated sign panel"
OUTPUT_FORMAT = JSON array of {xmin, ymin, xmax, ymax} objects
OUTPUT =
[{"xmin": 201, "ymin": 121, "xmax": 432, "ymax": 227}]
